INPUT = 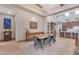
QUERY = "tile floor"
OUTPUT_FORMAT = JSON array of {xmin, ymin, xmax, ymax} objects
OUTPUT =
[{"xmin": 0, "ymin": 37, "xmax": 76, "ymax": 55}]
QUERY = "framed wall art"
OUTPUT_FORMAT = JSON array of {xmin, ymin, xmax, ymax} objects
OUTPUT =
[
  {"xmin": 30, "ymin": 22, "xmax": 37, "ymax": 29},
  {"xmin": 4, "ymin": 18, "xmax": 11, "ymax": 29}
]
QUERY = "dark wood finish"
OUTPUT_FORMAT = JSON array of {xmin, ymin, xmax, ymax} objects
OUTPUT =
[
  {"xmin": 47, "ymin": 22, "xmax": 49, "ymax": 34},
  {"xmin": 62, "ymin": 21, "xmax": 79, "ymax": 30},
  {"xmin": 60, "ymin": 32, "xmax": 64, "ymax": 37},
  {"xmin": 62, "ymin": 22, "xmax": 73, "ymax": 29},
  {"xmin": 50, "ymin": 22, "xmax": 56, "ymax": 34},
  {"xmin": 4, "ymin": 31, "xmax": 12, "ymax": 41}
]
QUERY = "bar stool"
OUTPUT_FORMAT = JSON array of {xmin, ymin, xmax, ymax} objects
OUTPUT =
[
  {"xmin": 68, "ymin": 32, "xmax": 71, "ymax": 38},
  {"xmin": 60, "ymin": 32, "xmax": 62, "ymax": 37},
  {"xmin": 64, "ymin": 32, "xmax": 66, "ymax": 38},
  {"xmin": 76, "ymin": 33, "xmax": 78, "ymax": 39},
  {"xmin": 74, "ymin": 33, "xmax": 77, "ymax": 39},
  {"xmin": 66, "ymin": 32, "xmax": 68, "ymax": 38},
  {"xmin": 62, "ymin": 32, "xmax": 64, "ymax": 38},
  {"xmin": 72, "ymin": 32, "xmax": 75, "ymax": 39},
  {"xmin": 70, "ymin": 32, "xmax": 72, "ymax": 39}
]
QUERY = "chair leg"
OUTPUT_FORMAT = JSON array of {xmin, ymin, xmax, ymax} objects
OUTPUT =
[
  {"xmin": 36, "ymin": 46, "xmax": 38, "ymax": 50},
  {"xmin": 35, "ymin": 44, "xmax": 42, "ymax": 50},
  {"xmin": 39, "ymin": 43, "xmax": 44, "ymax": 49},
  {"xmin": 49, "ymin": 43, "xmax": 51, "ymax": 46},
  {"xmin": 34, "ymin": 44, "xmax": 36, "ymax": 48},
  {"xmin": 53, "ymin": 39, "xmax": 56, "ymax": 44},
  {"xmin": 34, "ymin": 44, "xmax": 38, "ymax": 50}
]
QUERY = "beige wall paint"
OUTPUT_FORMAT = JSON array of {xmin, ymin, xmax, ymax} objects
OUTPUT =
[
  {"xmin": 0, "ymin": 5, "xmax": 45, "ymax": 41},
  {"xmin": 15, "ymin": 8, "xmax": 44, "ymax": 41}
]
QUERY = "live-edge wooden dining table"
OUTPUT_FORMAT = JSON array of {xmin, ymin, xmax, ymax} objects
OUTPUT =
[{"xmin": 35, "ymin": 34, "xmax": 55, "ymax": 49}]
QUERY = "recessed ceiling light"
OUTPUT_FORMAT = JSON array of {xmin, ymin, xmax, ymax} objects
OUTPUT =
[
  {"xmin": 7, "ymin": 11, "xmax": 11, "ymax": 14},
  {"xmin": 65, "ymin": 12, "xmax": 70, "ymax": 16},
  {"xmin": 75, "ymin": 11, "xmax": 79, "ymax": 14}
]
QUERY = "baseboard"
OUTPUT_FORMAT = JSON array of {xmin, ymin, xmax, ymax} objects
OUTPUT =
[
  {"xmin": 0, "ymin": 40, "xmax": 4, "ymax": 42},
  {"xmin": 0, "ymin": 38, "xmax": 15, "ymax": 42},
  {"xmin": 16, "ymin": 40, "xmax": 27, "ymax": 42}
]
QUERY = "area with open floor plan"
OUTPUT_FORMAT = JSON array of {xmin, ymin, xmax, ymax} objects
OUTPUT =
[{"xmin": 0, "ymin": 4, "xmax": 79, "ymax": 55}]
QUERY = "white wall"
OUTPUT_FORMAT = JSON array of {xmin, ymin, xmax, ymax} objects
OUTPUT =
[
  {"xmin": 0, "ymin": 5, "xmax": 45, "ymax": 41},
  {"xmin": 0, "ymin": 5, "xmax": 44, "ymax": 41},
  {"xmin": 14, "ymin": 7, "xmax": 44, "ymax": 41},
  {"xmin": 41, "ymin": 17, "xmax": 47, "ymax": 33}
]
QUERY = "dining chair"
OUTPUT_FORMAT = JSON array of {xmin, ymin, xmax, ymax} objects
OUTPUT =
[
  {"xmin": 43, "ymin": 35, "xmax": 52, "ymax": 46},
  {"xmin": 51, "ymin": 35, "xmax": 56, "ymax": 43},
  {"xmin": 32, "ymin": 36, "xmax": 42, "ymax": 49}
]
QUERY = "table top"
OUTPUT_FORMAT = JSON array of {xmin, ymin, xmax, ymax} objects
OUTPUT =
[{"xmin": 35, "ymin": 34, "xmax": 54, "ymax": 39}]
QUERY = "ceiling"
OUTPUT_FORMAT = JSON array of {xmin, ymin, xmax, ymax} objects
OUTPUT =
[
  {"xmin": 0, "ymin": 4, "xmax": 79, "ymax": 23},
  {"xmin": 23, "ymin": 4, "xmax": 79, "ymax": 16},
  {"xmin": 35, "ymin": 4, "xmax": 59, "ymax": 10},
  {"xmin": 39, "ymin": 4, "xmax": 79, "ymax": 16},
  {"xmin": 35, "ymin": 4, "xmax": 60, "ymax": 13},
  {"xmin": 0, "ymin": 4, "xmax": 79, "ymax": 16},
  {"xmin": 18, "ymin": 4, "xmax": 65, "ymax": 16}
]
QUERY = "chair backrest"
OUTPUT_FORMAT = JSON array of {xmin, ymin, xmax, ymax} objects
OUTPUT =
[
  {"xmin": 47, "ymin": 35, "xmax": 52, "ymax": 42},
  {"xmin": 32, "ymin": 36, "xmax": 38, "ymax": 44}
]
